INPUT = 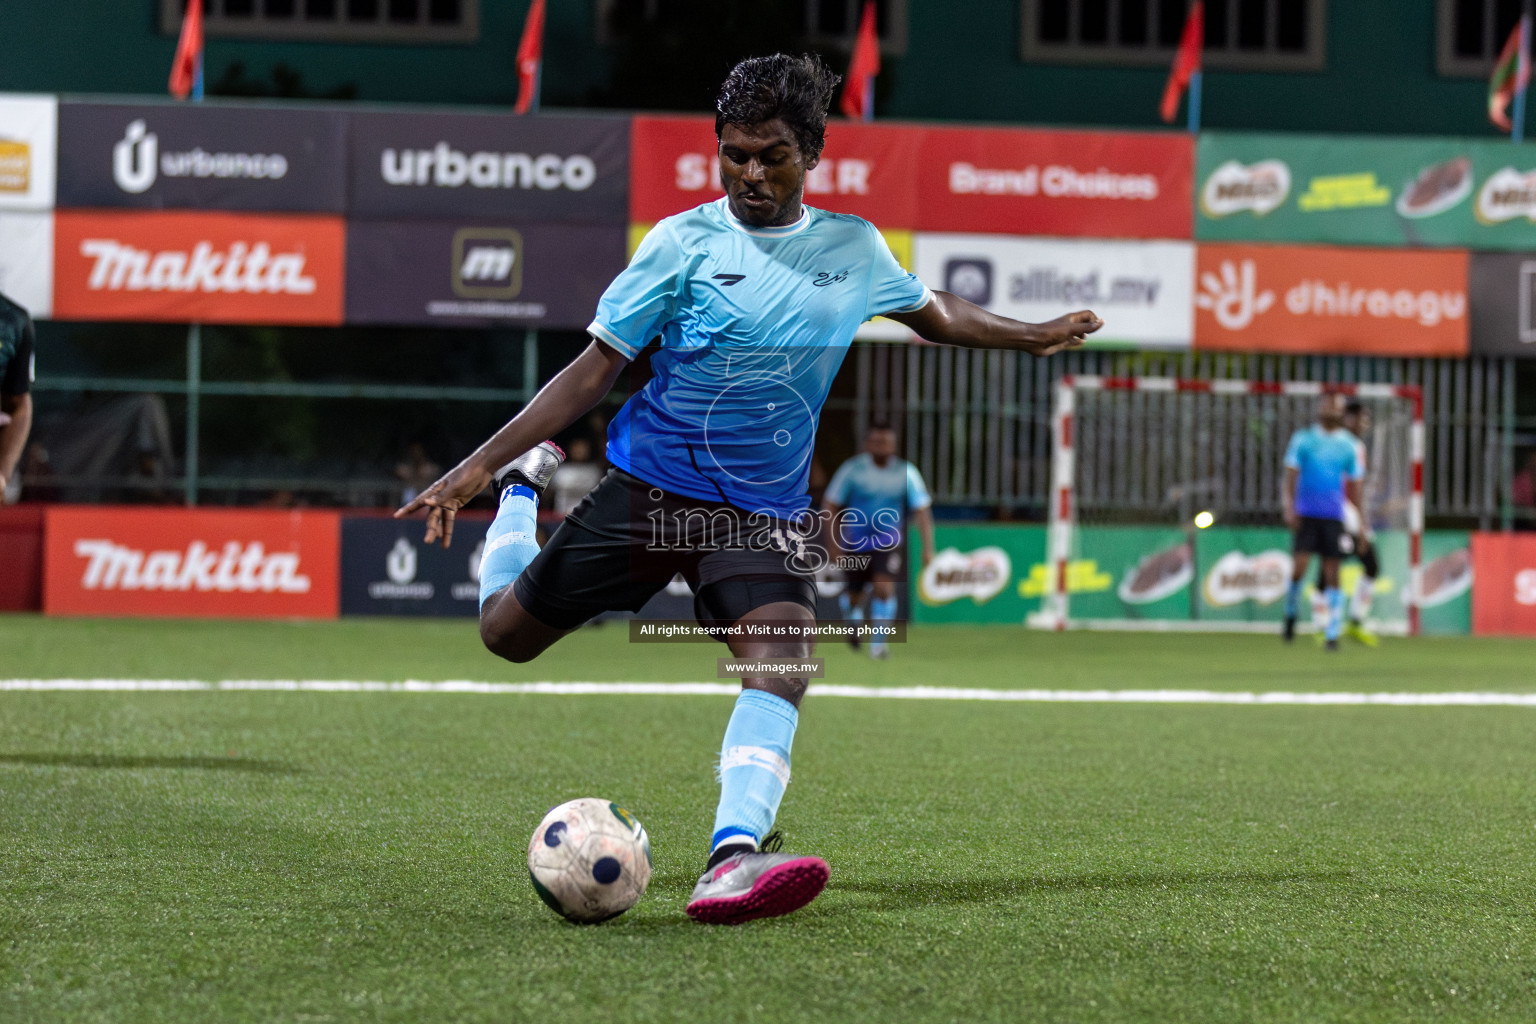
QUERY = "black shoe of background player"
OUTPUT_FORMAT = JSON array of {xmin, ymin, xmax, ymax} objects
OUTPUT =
[
  {"xmin": 1282, "ymin": 616, "xmax": 1296, "ymax": 643},
  {"xmin": 1324, "ymin": 638, "xmax": 1340, "ymax": 652},
  {"xmin": 492, "ymin": 441, "xmax": 565, "ymax": 501}
]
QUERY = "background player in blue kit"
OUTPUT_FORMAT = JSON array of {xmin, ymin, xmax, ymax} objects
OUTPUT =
[
  {"xmin": 1282, "ymin": 394, "xmax": 1364, "ymax": 650},
  {"xmin": 397, "ymin": 53, "xmax": 1102, "ymax": 924},
  {"xmin": 823, "ymin": 420, "xmax": 934, "ymax": 660}
]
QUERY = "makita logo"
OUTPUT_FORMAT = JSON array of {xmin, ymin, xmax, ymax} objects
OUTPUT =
[
  {"xmin": 74, "ymin": 539, "xmax": 312, "ymax": 593},
  {"xmin": 381, "ymin": 143, "xmax": 595, "ymax": 191},
  {"xmin": 79, "ymin": 239, "xmax": 317, "ymax": 294},
  {"xmin": 113, "ymin": 119, "xmax": 289, "ymax": 195}
]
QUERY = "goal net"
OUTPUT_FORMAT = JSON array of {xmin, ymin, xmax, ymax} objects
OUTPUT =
[{"xmin": 1031, "ymin": 376, "xmax": 1424, "ymax": 636}]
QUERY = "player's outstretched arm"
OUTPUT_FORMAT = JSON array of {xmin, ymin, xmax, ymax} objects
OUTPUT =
[
  {"xmin": 394, "ymin": 341, "xmax": 628, "ymax": 546},
  {"xmin": 887, "ymin": 290, "xmax": 1103, "ymax": 356}
]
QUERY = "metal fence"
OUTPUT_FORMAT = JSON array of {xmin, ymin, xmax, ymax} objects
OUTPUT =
[{"xmin": 852, "ymin": 345, "xmax": 1527, "ymax": 528}]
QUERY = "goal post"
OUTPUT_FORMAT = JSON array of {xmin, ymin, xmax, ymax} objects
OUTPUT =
[{"xmin": 1035, "ymin": 375, "xmax": 1424, "ymax": 636}]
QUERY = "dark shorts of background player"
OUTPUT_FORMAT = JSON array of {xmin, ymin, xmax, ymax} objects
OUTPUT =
[
  {"xmin": 842, "ymin": 543, "xmax": 905, "ymax": 590},
  {"xmin": 1292, "ymin": 516, "xmax": 1347, "ymax": 559},
  {"xmin": 512, "ymin": 469, "xmax": 816, "ymax": 638}
]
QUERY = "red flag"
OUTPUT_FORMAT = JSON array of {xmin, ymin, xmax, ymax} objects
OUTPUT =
[
  {"xmin": 168, "ymin": 0, "xmax": 204, "ymax": 101},
  {"xmin": 838, "ymin": 0, "xmax": 881, "ymax": 122},
  {"xmin": 514, "ymin": 0, "xmax": 546, "ymax": 115},
  {"xmin": 1160, "ymin": 1, "xmax": 1203, "ymax": 123},
  {"xmin": 1489, "ymin": 16, "xmax": 1531, "ymax": 131}
]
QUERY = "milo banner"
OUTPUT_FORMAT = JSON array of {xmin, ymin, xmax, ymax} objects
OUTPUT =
[
  {"xmin": 913, "ymin": 524, "xmax": 1044, "ymax": 624},
  {"xmin": 1197, "ymin": 132, "xmax": 1536, "ymax": 249}
]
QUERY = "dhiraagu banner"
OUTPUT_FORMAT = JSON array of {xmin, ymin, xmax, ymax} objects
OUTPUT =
[{"xmin": 1197, "ymin": 132, "xmax": 1536, "ymax": 249}]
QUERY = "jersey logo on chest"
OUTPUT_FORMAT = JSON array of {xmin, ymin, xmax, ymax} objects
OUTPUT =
[{"xmin": 812, "ymin": 271, "xmax": 850, "ymax": 287}]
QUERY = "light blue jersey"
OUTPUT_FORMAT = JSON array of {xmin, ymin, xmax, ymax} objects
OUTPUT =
[
  {"xmin": 1284, "ymin": 425, "xmax": 1363, "ymax": 522},
  {"xmin": 823, "ymin": 453, "xmax": 932, "ymax": 552},
  {"xmin": 588, "ymin": 199, "xmax": 932, "ymax": 518}
]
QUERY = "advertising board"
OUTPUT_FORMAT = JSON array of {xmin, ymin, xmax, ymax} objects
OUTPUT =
[
  {"xmin": 345, "ymin": 219, "xmax": 624, "ymax": 329},
  {"xmin": 44, "ymin": 506, "xmax": 339, "ymax": 619},
  {"xmin": 0, "ymin": 211, "xmax": 53, "ymax": 317},
  {"xmin": 913, "ymin": 235, "xmax": 1193, "ymax": 348},
  {"xmin": 0, "ymin": 94, "xmax": 57, "ymax": 211},
  {"xmin": 57, "ymin": 101, "xmax": 346, "ymax": 212},
  {"xmin": 52, "ymin": 209, "xmax": 345, "ymax": 325},
  {"xmin": 1470, "ymin": 532, "xmax": 1536, "ymax": 635},
  {"xmin": 340, "ymin": 515, "xmax": 488, "ymax": 617},
  {"xmin": 348, "ymin": 111, "xmax": 629, "ymax": 223},
  {"xmin": 1194, "ymin": 243, "xmax": 1469, "ymax": 356}
]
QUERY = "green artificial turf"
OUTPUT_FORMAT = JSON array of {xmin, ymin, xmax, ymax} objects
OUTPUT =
[{"xmin": 2, "ymin": 617, "xmax": 1535, "ymax": 1022}]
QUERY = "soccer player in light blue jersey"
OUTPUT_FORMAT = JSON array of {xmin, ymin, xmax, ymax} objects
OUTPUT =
[
  {"xmin": 399, "ymin": 53, "xmax": 1102, "ymax": 924},
  {"xmin": 1282, "ymin": 394, "xmax": 1364, "ymax": 650},
  {"xmin": 823, "ymin": 421, "xmax": 935, "ymax": 660}
]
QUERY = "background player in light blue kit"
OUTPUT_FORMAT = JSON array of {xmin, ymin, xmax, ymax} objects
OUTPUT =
[
  {"xmin": 398, "ymin": 53, "xmax": 1102, "ymax": 924},
  {"xmin": 823, "ymin": 420, "xmax": 934, "ymax": 660},
  {"xmin": 1282, "ymin": 394, "xmax": 1364, "ymax": 650}
]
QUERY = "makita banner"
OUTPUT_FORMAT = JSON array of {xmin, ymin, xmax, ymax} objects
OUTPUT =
[
  {"xmin": 1470, "ymin": 532, "xmax": 1536, "ymax": 635},
  {"xmin": 630, "ymin": 115, "xmax": 922, "ymax": 227},
  {"xmin": 340, "ymin": 515, "xmax": 488, "ymax": 617},
  {"xmin": 56, "ymin": 101, "xmax": 346, "ymax": 212},
  {"xmin": 345, "ymin": 219, "xmax": 623, "ymax": 328},
  {"xmin": 348, "ymin": 111, "xmax": 628, "ymax": 222},
  {"xmin": 916, "ymin": 126, "xmax": 1193, "ymax": 238},
  {"xmin": 44, "ymin": 507, "xmax": 339, "ymax": 618},
  {"xmin": 0, "ymin": 94, "xmax": 57, "ymax": 211},
  {"xmin": 1468, "ymin": 252, "xmax": 1536, "ymax": 357},
  {"xmin": 0, "ymin": 211, "xmax": 53, "ymax": 318},
  {"xmin": 52, "ymin": 209, "xmax": 345, "ymax": 325},
  {"xmin": 912, "ymin": 234, "xmax": 1192, "ymax": 348},
  {"xmin": 1194, "ymin": 243, "xmax": 1469, "ymax": 356},
  {"xmin": 1198, "ymin": 131, "xmax": 1536, "ymax": 249}
]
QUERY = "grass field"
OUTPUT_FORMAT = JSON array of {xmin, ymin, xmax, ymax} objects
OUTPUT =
[{"xmin": 3, "ymin": 616, "xmax": 1536, "ymax": 1023}]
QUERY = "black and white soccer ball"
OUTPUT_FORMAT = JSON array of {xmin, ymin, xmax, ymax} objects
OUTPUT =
[{"xmin": 527, "ymin": 797, "xmax": 652, "ymax": 923}]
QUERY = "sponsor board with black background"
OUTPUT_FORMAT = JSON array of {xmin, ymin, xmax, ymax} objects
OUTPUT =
[
  {"xmin": 340, "ymin": 516, "xmax": 489, "ymax": 617},
  {"xmin": 1469, "ymin": 252, "xmax": 1536, "ymax": 357},
  {"xmin": 345, "ymin": 220, "xmax": 625, "ymax": 328},
  {"xmin": 57, "ymin": 101, "xmax": 347, "ymax": 212},
  {"xmin": 347, "ymin": 111, "xmax": 628, "ymax": 222}
]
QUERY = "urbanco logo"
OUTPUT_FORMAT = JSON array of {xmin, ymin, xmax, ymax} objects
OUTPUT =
[
  {"xmin": 385, "ymin": 538, "xmax": 417, "ymax": 584},
  {"xmin": 1196, "ymin": 258, "xmax": 1275, "ymax": 330},
  {"xmin": 111, "ymin": 119, "xmax": 290, "ymax": 195},
  {"xmin": 113, "ymin": 120, "xmax": 157, "ymax": 194}
]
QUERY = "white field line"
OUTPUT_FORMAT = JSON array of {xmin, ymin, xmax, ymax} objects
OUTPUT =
[{"xmin": 1, "ymin": 679, "xmax": 1535, "ymax": 706}]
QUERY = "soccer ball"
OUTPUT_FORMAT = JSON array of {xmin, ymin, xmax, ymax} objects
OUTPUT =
[{"xmin": 527, "ymin": 797, "xmax": 652, "ymax": 923}]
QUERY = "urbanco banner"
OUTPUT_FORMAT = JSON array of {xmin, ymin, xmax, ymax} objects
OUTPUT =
[
  {"xmin": 53, "ymin": 209, "xmax": 345, "ymax": 325},
  {"xmin": 629, "ymin": 115, "xmax": 922, "ymax": 227},
  {"xmin": 1468, "ymin": 252, "xmax": 1536, "ymax": 357},
  {"xmin": 56, "ymin": 100, "xmax": 346, "ymax": 212},
  {"xmin": 345, "ymin": 219, "xmax": 624, "ymax": 329},
  {"xmin": 0, "ymin": 94, "xmax": 57, "ymax": 210},
  {"xmin": 340, "ymin": 515, "xmax": 489, "ymax": 617},
  {"xmin": 913, "ymin": 234, "xmax": 1193, "ymax": 348},
  {"xmin": 1194, "ymin": 243, "xmax": 1469, "ymax": 356},
  {"xmin": 0, "ymin": 211, "xmax": 53, "ymax": 317},
  {"xmin": 348, "ymin": 111, "xmax": 628, "ymax": 222},
  {"xmin": 916, "ymin": 125, "xmax": 1193, "ymax": 239},
  {"xmin": 1197, "ymin": 131, "xmax": 1536, "ymax": 249},
  {"xmin": 44, "ymin": 507, "xmax": 339, "ymax": 619}
]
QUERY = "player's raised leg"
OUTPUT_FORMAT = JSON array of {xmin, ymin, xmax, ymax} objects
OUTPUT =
[
  {"xmin": 687, "ymin": 595, "xmax": 829, "ymax": 926},
  {"xmin": 477, "ymin": 441, "xmax": 574, "ymax": 663}
]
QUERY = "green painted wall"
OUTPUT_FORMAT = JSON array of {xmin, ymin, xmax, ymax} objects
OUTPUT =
[{"xmin": 0, "ymin": 0, "xmax": 1507, "ymax": 136}]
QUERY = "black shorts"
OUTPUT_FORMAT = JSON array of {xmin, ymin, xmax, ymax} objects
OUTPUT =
[
  {"xmin": 1293, "ymin": 517, "xmax": 1347, "ymax": 558},
  {"xmin": 842, "ymin": 544, "xmax": 906, "ymax": 589},
  {"xmin": 512, "ymin": 469, "xmax": 817, "ymax": 632}
]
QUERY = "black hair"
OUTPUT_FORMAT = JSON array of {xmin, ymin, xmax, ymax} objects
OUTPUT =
[
  {"xmin": 1344, "ymin": 398, "xmax": 1364, "ymax": 415},
  {"xmin": 714, "ymin": 53, "xmax": 841, "ymax": 161},
  {"xmin": 867, "ymin": 418, "xmax": 896, "ymax": 433}
]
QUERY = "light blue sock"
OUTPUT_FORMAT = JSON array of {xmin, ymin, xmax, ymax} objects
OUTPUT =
[
  {"xmin": 1325, "ymin": 587, "xmax": 1345, "ymax": 642},
  {"xmin": 711, "ymin": 690, "xmax": 798, "ymax": 852},
  {"xmin": 478, "ymin": 484, "xmax": 541, "ymax": 608},
  {"xmin": 837, "ymin": 591, "xmax": 853, "ymax": 620},
  {"xmin": 1284, "ymin": 580, "xmax": 1302, "ymax": 619},
  {"xmin": 869, "ymin": 594, "xmax": 897, "ymax": 650}
]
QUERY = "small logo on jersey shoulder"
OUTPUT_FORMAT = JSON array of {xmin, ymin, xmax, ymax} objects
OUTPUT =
[
  {"xmin": 813, "ymin": 270, "xmax": 850, "ymax": 287},
  {"xmin": 712, "ymin": 273, "xmax": 746, "ymax": 286}
]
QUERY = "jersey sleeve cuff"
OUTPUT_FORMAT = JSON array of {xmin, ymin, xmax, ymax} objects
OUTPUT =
[
  {"xmin": 587, "ymin": 322, "xmax": 640, "ymax": 361},
  {"xmin": 884, "ymin": 285, "xmax": 934, "ymax": 316}
]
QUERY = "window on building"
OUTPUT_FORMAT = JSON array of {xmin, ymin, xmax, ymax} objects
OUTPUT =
[
  {"xmin": 159, "ymin": 0, "xmax": 479, "ymax": 44},
  {"xmin": 595, "ymin": 0, "xmax": 907, "ymax": 53},
  {"xmin": 1438, "ymin": 0, "xmax": 1525, "ymax": 76},
  {"xmin": 1021, "ymin": 0, "xmax": 1325, "ymax": 71}
]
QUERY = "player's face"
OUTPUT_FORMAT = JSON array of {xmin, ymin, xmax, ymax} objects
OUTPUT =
[
  {"xmin": 865, "ymin": 429, "xmax": 896, "ymax": 463},
  {"xmin": 718, "ymin": 119, "xmax": 817, "ymax": 228},
  {"xmin": 1317, "ymin": 394, "xmax": 1345, "ymax": 429}
]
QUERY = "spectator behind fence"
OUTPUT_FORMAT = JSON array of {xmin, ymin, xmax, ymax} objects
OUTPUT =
[
  {"xmin": 1511, "ymin": 451, "xmax": 1536, "ymax": 521},
  {"xmin": 394, "ymin": 442, "xmax": 441, "ymax": 507},
  {"xmin": 0, "ymin": 290, "xmax": 36, "ymax": 504},
  {"xmin": 549, "ymin": 437, "xmax": 603, "ymax": 517}
]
